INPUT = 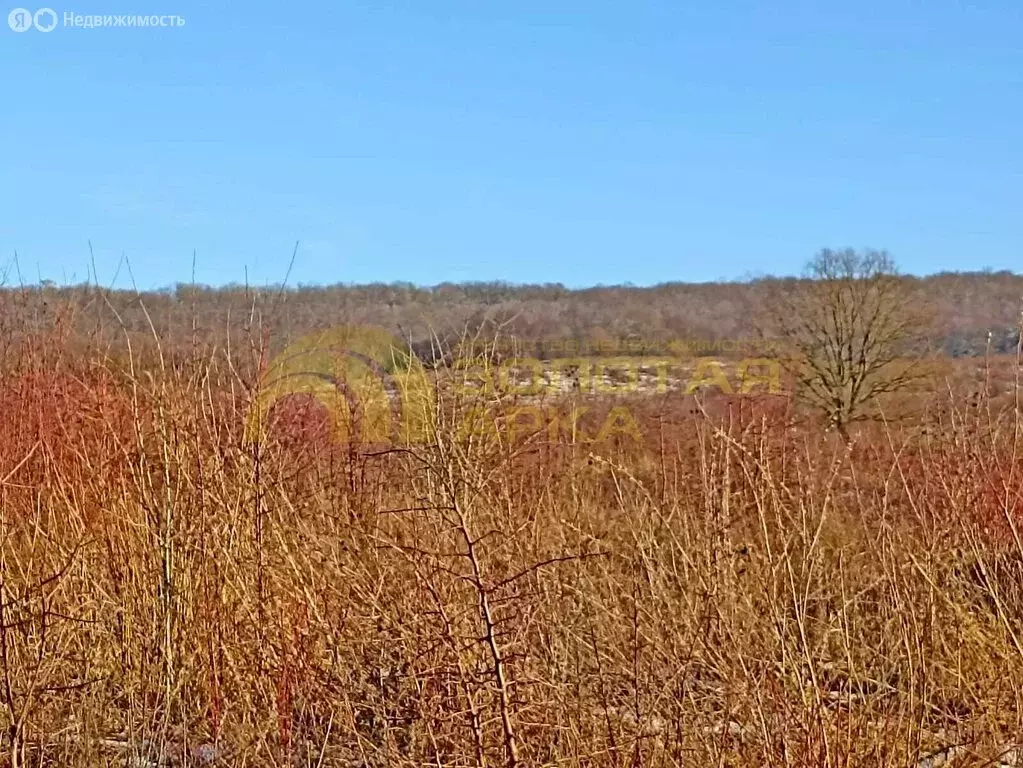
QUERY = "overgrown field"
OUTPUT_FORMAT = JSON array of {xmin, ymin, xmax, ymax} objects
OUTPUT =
[{"xmin": 0, "ymin": 310, "xmax": 1021, "ymax": 767}]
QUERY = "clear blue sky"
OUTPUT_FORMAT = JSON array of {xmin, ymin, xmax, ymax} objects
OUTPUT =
[{"xmin": 2, "ymin": 0, "xmax": 1020, "ymax": 289}]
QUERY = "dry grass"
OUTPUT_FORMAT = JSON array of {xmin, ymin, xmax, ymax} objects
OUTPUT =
[{"xmin": 0, "ymin": 304, "xmax": 1021, "ymax": 767}]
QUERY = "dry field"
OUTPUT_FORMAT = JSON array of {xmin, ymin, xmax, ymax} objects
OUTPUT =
[{"xmin": 0, "ymin": 313, "xmax": 1022, "ymax": 767}]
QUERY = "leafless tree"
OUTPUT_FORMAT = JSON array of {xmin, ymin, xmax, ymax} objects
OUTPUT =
[{"xmin": 763, "ymin": 249, "xmax": 931, "ymax": 439}]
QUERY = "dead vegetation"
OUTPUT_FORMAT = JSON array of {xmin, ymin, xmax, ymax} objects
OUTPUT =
[{"xmin": 0, "ymin": 288, "xmax": 1021, "ymax": 767}]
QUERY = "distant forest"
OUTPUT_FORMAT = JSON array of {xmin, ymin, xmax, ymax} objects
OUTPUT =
[{"xmin": 3, "ymin": 270, "xmax": 1021, "ymax": 360}]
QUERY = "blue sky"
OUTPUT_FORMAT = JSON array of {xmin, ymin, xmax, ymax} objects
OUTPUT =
[{"xmin": 2, "ymin": 1, "xmax": 1020, "ymax": 289}]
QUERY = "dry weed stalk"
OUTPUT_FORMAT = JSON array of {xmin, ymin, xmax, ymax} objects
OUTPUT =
[{"xmin": 0, "ymin": 293, "xmax": 1019, "ymax": 765}]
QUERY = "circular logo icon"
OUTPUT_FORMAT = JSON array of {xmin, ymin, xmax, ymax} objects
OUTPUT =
[
  {"xmin": 246, "ymin": 325, "xmax": 434, "ymax": 449},
  {"xmin": 33, "ymin": 7, "xmax": 57, "ymax": 31},
  {"xmin": 7, "ymin": 7, "xmax": 33, "ymax": 31}
]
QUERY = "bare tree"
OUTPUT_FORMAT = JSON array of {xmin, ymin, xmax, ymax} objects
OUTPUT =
[{"xmin": 763, "ymin": 249, "xmax": 930, "ymax": 439}]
